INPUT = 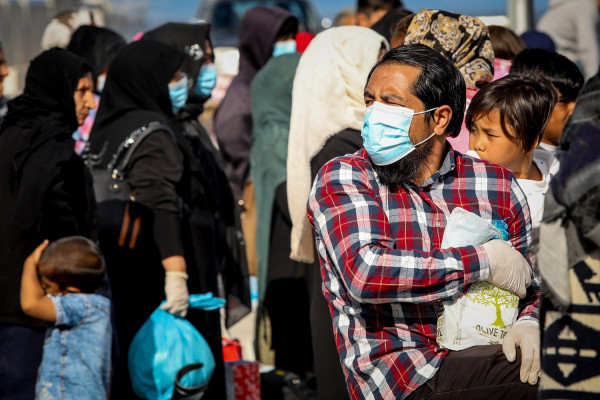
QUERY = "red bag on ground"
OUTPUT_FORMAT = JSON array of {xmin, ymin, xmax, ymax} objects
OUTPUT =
[{"xmin": 222, "ymin": 337, "xmax": 242, "ymax": 361}]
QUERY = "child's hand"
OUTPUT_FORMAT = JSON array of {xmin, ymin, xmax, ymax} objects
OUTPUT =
[
  {"xmin": 21, "ymin": 239, "xmax": 56, "ymax": 322},
  {"xmin": 24, "ymin": 240, "xmax": 49, "ymax": 270}
]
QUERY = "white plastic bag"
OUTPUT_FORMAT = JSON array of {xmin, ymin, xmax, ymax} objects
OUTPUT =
[{"xmin": 436, "ymin": 207, "xmax": 520, "ymax": 350}]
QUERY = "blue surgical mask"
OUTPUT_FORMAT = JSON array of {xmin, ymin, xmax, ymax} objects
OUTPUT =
[
  {"xmin": 96, "ymin": 74, "xmax": 106, "ymax": 94},
  {"xmin": 168, "ymin": 75, "xmax": 189, "ymax": 114},
  {"xmin": 273, "ymin": 40, "xmax": 297, "ymax": 57},
  {"xmin": 195, "ymin": 63, "xmax": 217, "ymax": 97},
  {"xmin": 361, "ymin": 101, "xmax": 438, "ymax": 166}
]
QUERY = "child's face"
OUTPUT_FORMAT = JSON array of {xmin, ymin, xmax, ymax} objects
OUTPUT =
[
  {"xmin": 469, "ymin": 110, "xmax": 526, "ymax": 172},
  {"xmin": 39, "ymin": 274, "xmax": 62, "ymax": 295},
  {"xmin": 38, "ymin": 263, "xmax": 69, "ymax": 295},
  {"xmin": 543, "ymin": 93, "xmax": 576, "ymax": 146}
]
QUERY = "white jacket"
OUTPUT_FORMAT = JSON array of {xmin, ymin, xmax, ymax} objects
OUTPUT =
[{"xmin": 538, "ymin": 0, "xmax": 600, "ymax": 79}]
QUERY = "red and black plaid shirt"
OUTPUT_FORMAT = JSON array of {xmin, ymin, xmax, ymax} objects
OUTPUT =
[{"xmin": 307, "ymin": 147, "xmax": 539, "ymax": 400}]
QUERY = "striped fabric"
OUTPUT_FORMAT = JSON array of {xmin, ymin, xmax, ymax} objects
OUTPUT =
[{"xmin": 307, "ymin": 147, "xmax": 540, "ymax": 399}]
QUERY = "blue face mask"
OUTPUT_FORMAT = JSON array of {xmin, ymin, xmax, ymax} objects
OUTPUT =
[
  {"xmin": 273, "ymin": 40, "xmax": 297, "ymax": 57},
  {"xmin": 96, "ymin": 74, "xmax": 106, "ymax": 94},
  {"xmin": 194, "ymin": 63, "xmax": 217, "ymax": 97},
  {"xmin": 168, "ymin": 74, "xmax": 189, "ymax": 114},
  {"xmin": 361, "ymin": 101, "xmax": 438, "ymax": 166}
]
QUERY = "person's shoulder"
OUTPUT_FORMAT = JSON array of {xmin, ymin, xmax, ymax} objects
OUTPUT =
[
  {"xmin": 320, "ymin": 148, "xmax": 371, "ymax": 176},
  {"xmin": 260, "ymin": 53, "xmax": 301, "ymax": 73},
  {"xmin": 49, "ymin": 293, "xmax": 86, "ymax": 318},
  {"xmin": 84, "ymin": 293, "xmax": 111, "ymax": 312},
  {"xmin": 65, "ymin": 293, "xmax": 111, "ymax": 315},
  {"xmin": 533, "ymin": 148, "xmax": 559, "ymax": 178},
  {"xmin": 312, "ymin": 149, "xmax": 373, "ymax": 191},
  {"xmin": 456, "ymin": 150, "xmax": 516, "ymax": 183}
]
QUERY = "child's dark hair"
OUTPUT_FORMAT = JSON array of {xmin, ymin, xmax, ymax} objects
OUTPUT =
[
  {"xmin": 39, "ymin": 236, "xmax": 105, "ymax": 293},
  {"xmin": 487, "ymin": 25, "xmax": 526, "ymax": 60},
  {"xmin": 510, "ymin": 48, "xmax": 584, "ymax": 100},
  {"xmin": 465, "ymin": 75, "xmax": 557, "ymax": 152}
]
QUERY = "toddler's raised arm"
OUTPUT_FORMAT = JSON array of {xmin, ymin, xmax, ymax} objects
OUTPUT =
[{"xmin": 20, "ymin": 240, "xmax": 56, "ymax": 322}]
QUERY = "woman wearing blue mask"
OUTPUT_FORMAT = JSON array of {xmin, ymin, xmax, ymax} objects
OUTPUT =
[
  {"xmin": 86, "ymin": 39, "xmax": 226, "ymax": 399},
  {"xmin": 143, "ymin": 23, "xmax": 219, "ymax": 154},
  {"xmin": 141, "ymin": 22, "xmax": 252, "ymax": 400}
]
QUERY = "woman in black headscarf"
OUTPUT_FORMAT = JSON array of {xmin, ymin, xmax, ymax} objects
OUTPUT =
[
  {"xmin": 67, "ymin": 25, "xmax": 126, "ymax": 93},
  {"xmin": 0, "ymin": 47, "xmax": 96, "ymax": 400},
  {"xmin": 142, "ymin": 23, "xmax": 231, "ymax": 214},
  {"xmin": 87, "ymin": 38, "xmax": 226, "ymax": 399},
  {"xmin": 143, "ymin": 21, "xmax": 250, "ymax": 398},
  {"xmin": 67, "ymin": 25, "xmax": 126, "ymax": 154}
]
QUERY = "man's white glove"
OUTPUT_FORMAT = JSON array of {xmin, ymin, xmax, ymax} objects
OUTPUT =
[
  {"xmin": 482, "ymin": 239, "xmax": 531, "ymax": 298},
  {"xmin": 160, "ymin": 271, "xmax": 189, "ymax": 317},
  {"xmin": 502, "ymin": 320, "xmax": 540, "ymax": 385}
]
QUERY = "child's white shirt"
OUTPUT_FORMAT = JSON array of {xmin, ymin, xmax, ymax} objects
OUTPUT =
[
  {"xmin": 537, "ymin": 141, "xmax": 558, "ymax": 154},
  {"xmin": 516, "ymin": 149, "xmax": 559, "ymax": 229}
]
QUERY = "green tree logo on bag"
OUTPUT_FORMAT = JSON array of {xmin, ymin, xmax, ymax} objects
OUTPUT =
[{"xmin": 466, "ymin": 281, "xmax": 519, "ymax": 329}]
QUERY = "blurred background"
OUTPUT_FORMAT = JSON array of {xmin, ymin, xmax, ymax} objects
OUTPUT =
[{"xmin": 1, "ymin": 0, "xmax": 551, "ymax": 98}]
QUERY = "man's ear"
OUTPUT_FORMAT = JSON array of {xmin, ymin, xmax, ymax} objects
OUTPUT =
[
  {"xmin": 566, "ymin": 100, "xmax": 576, "ymax": 117},
  {"xmin": 432, "ymin": 105, "xmax": 453, "ymax": 136}
]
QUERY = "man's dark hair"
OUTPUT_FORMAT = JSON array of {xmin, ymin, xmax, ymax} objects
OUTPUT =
[
  {"xmin": 39, "ymin": 236, "xmax": 105, "ymax": 293},
  {"xmin": 465, "ymin": 75, "xmax": 557, "ymax": 152},
  {"xmin": 358, "ymin": 0, "xmax": 402, "ymax": 15},
  {"xmin": 510, "ymin": 48, "xmax": 584, "ymax": 100},
  {"xmin": 367, "ymin": 44, "xmax": 466, "ymax": 137},
  {"xmin": 487, "ymin": 25, "xmax": 525, "ymax": 60}
]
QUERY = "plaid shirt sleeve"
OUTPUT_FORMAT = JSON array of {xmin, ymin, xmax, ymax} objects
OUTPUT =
[{"xmin": 308, "ymin": 156, "xmax": 490, "ymax": 305}]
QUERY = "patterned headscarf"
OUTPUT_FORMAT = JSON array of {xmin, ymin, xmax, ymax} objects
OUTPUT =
[{"xmin": 405, "ymin": 9, "xmax": 494, "ymax": 89}]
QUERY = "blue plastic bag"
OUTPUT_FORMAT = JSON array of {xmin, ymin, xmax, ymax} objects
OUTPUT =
[{"xmin": 128, "ymin": 293, "xmax": 226, "ymax": 400}]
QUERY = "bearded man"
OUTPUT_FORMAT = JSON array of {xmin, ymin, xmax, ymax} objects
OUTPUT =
[{"xmin": 307, "ymin": 44, "xmax": 540, "ymax": 400}]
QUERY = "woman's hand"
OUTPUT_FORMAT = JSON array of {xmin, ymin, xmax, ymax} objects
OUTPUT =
[{"xmin": 160, "ymin": 255, "xmax": 189, "ymax": 317}]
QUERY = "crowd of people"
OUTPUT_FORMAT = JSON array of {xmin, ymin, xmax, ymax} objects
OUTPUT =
[{"xmin": 0, "ymin": 0, "xmax": 599, "ymax": 399}]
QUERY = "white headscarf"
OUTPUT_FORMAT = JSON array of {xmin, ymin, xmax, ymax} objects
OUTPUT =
[{"xmin": 286, "ymin": 26, "xmax": 388, "ymax": 262}]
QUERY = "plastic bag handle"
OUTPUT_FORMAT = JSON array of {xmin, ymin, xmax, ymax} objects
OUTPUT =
[{"xmin": 171, "ymin": 363, "xmax": 208, "ymax": 400}]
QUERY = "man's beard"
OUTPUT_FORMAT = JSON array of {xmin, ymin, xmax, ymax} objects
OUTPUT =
[{"xmin": 372, "ymin": 138, "xmax": 434, "ymax": 191}]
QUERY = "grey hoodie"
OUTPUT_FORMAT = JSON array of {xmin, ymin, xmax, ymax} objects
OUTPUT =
[{"xmin": 538, "ymin": 0, "xmax": 600, "ymax": 79}]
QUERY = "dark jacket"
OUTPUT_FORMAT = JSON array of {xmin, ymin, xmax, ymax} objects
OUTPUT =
[
  {"xmin": 538, "ymin": 70, "xmax": 600, "ymax": 399},
  {"xmin": 143, "ymin": 21, "xmax": 251, "ymax": 329}
]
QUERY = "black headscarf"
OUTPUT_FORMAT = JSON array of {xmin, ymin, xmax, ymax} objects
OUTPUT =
[
  {"xmin": 88, "ymin": 39, "xmax": 185, "ymax": 162},
  {"xmin": 1, "ymin": 48, "xmax": 88, "ymax": 133},
  {"xmin": 142, "ymin": 22, "xmax": 213, "ymax": 117},
  {"xmin": 66, "ymin": 25, "xmax": 126, "ymax": 90},
  {"xmin": 370, "ymin": 7, "xmax": 413, "ymax": 43},
  {"xmin": 143, "ymin": 22, "xmax": 212, "ymax": 86},
  {"xmin": 0, "ymin": 47, "xmax": 91, "ymax": 232}
]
